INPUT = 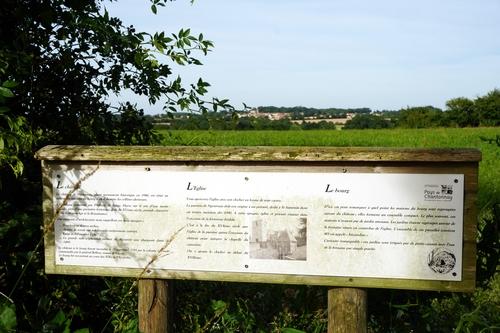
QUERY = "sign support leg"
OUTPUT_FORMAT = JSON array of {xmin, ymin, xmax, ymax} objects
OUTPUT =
[
  {"xmin": 138, "ymin": 279, "xmax": 173, "ymax": 333},
  {"xmin": 327, "ymin": 287, "xmax": 367, "ymax": 333}
]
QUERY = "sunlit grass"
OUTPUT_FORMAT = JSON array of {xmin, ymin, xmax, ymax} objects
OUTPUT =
[{"xmin": 158, "ymin": 127, "xmax": 497, "ymax": 147}]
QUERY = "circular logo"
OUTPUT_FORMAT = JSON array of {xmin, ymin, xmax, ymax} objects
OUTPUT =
[{"xmin": 428, "ymin": 248, "xmax": 456, "ymax": 274}]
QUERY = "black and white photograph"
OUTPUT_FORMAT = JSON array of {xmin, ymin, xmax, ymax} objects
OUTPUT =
[{"xmin": 250, "ymin": 217, "xmax": 307, "ymax": 261}]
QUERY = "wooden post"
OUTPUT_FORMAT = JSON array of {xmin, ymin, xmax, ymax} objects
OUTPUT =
[
  {"xmin": 138, "ymin": 279, "xmax": 173, "ymax": 333},
  {"xmin": 328, "ymin": 287, "xmax": 367, "ymax": 333}
]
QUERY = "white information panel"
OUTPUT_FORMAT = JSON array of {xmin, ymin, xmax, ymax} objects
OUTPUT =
[{"xmin": 52, "ymin": 165, "xmax": 464, "ymax": 281}]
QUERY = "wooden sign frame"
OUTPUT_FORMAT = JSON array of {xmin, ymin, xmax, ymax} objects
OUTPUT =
[{"xmin": 36, "ymin": 145, "xmax": 481, "ymax": 292}]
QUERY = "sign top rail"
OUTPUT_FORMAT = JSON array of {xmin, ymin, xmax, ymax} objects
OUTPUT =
[{"xmin": 35, "ymin": 145, "xmax": 482, "ymax": 163}]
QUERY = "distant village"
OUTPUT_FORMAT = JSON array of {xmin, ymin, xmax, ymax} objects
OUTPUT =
[
  {"xmin": 150, "ymin": 106, "xmax": 391, "ymax": 129},
  {"xmin": 244, "ymin": 108, "xmax": 362, "ymax": 126}
]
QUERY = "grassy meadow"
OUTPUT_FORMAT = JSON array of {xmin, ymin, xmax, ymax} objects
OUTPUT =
[
  {"xmin": 158, "ymin": 127, "xmax": 497, "ymax": 147},
  {"xmin": 158, "ymin": 127, "xmax": 499, "ymax": 212}
]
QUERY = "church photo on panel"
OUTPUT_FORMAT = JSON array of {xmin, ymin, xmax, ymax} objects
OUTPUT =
[{"xmin": 250, "ymin": 217, "xmax": 307, "ymax": 261}]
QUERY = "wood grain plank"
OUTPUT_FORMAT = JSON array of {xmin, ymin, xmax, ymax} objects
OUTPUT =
[{"xmin": 35, "ymin": 145, "xmax": 482, "ymax": 162}]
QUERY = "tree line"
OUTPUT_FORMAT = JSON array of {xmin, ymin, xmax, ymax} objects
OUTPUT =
[
  {"xmin": 152, "ymin": 89, "xmax": 500, "ymax": 130},
  {"xmin": 153, "ymin": 111, "xmax": 338, "ymax": 130},
  {"xmin": 344, "ymin": 90, "xmax": 500, "ymax": 129}
]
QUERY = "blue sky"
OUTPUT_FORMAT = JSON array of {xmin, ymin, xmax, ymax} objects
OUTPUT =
[{"xmin": 106, "ymin": 0, "xmax": 500, "ymax": 114}]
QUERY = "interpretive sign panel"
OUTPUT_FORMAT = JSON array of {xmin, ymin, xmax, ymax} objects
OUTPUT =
[
  {"xmin": 51, "ymin": 166, "xmax": 464, "ymax": 281},
  {"xmin": 36, "ymin": 146, "xmax": 481, "ymax": 291}
]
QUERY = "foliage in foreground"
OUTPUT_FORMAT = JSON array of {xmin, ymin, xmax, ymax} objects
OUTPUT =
[
  {"xmin": 168, "ymin": 272, "xmax": 500, "ymax": 333},
  {"xmin": 0, "ymin": 0, "xmax": 229, "ymax": 331}
]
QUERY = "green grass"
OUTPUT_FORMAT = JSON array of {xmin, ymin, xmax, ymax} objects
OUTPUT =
[
  {"xmin": 157, "ymin": 127, "xmax": 499, "ymax": 212},
  {"xmin": 158, "ymin": 127, "xmax": 498, "ymax": 148}
]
